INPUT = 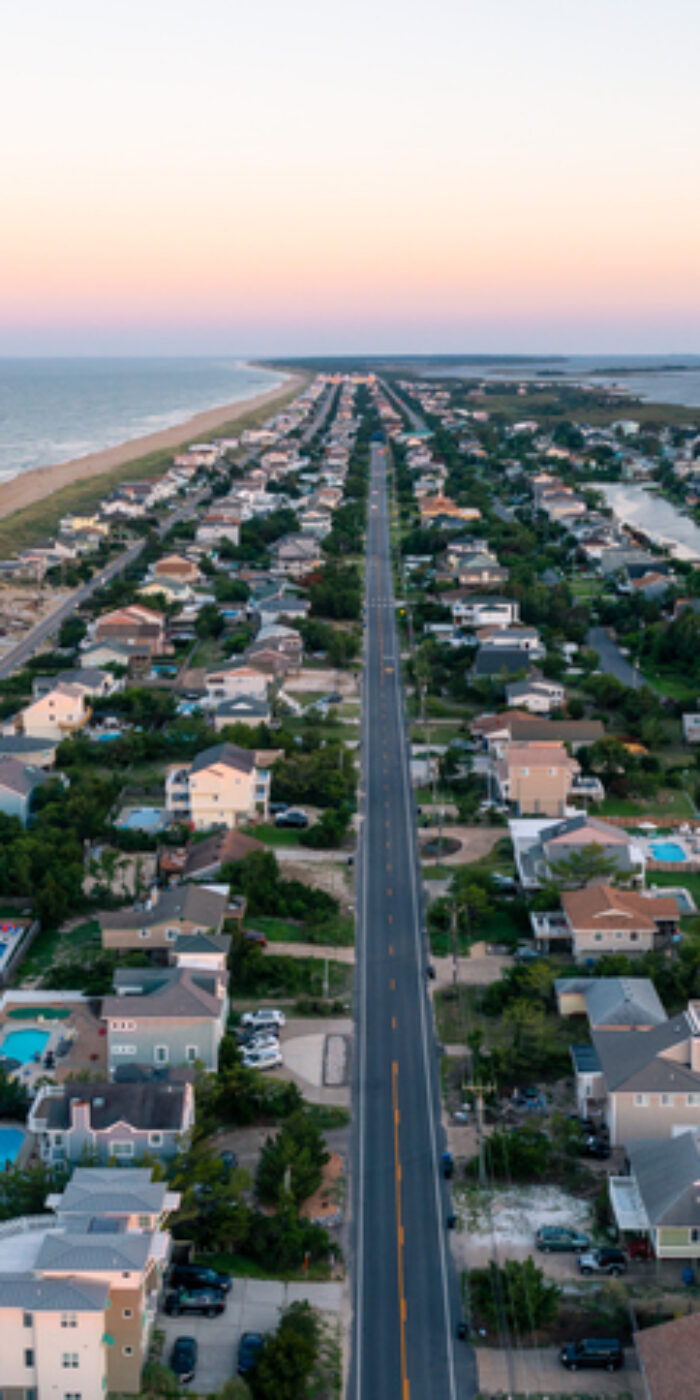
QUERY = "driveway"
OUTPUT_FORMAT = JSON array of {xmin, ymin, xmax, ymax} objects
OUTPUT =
[
  {"xmin": 477, "ymin": 1344, "xmax": 644, "ymax": 1396},
  {"xmin": 587, "ymin": 626, "xmax": 646, "ymax": 689},
  {"xmin": 158, "ymin": 1277, "xmax": 343, "ymax": 1392}
]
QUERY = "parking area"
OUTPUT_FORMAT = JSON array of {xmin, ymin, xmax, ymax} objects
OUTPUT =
[
  {"xmin": 159, "ymin": 1278, "xmax": 343, "ymax": 1392},
  {"xmin": 477, "ymin": 1345, "xmax": 644, "ymax": 1396}
]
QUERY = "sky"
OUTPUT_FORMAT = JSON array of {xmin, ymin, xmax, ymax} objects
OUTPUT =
[{"xmin": 2, "ymin": 0, "xmax": 700, "ymax": 355}]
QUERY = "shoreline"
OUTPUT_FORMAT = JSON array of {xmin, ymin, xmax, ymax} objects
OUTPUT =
[{"xmin": 0, "ymin": 371, "xmax": 302, "ymax": 526}]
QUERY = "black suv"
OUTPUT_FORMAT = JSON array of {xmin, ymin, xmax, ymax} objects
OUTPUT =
[
  {"xmin": 169, "ymin": 1264, "xmax": 232, "ymax": 1293},
  {"xmin": 560, "ymin": 1338, "xmax": 624, "ymax": 1372},
  {"xmin": 164, "ymin": 1287, "xmax": 226, "ymax": 1318},
  {"xmin": 578, "ymin": 1246, "xmax": 627, "ymax": 1277}
]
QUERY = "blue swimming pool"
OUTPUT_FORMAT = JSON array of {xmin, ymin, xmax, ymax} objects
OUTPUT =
[
  {"xmin": 0, "ymin": 1028, "xmax": 50, "ymax": 1064},
  {"xmin": 118, "ymin": 807, "xmax": 169, "ymax": 832},
  {"xmin": 0, "ymin": 1127, "xmax": 25, "ymax": 1167},
  {"xmin": 650, "ymin": 841, "xmax": 687, "ymax": 862}
]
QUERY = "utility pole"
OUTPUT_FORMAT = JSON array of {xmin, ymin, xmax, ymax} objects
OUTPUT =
[
  {"xmin": 450, "ymin": 900, "xmax": 459, "ymax": 987},
  {"xmin": 461, "ymin": 1079, "xmax": 496, "ymax": 1188}
]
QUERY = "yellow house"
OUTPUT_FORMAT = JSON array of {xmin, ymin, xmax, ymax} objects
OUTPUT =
[
  {"xmin": 166, "ymin": 741, "xmax": 266, "ymax": 829},
  {"xmin": 16, "ymin": 682, "xmax": 91, "ymax": 741},
  {"xmin": 495, "ymin": 741, "xmax": 580, "ymax": 817}
]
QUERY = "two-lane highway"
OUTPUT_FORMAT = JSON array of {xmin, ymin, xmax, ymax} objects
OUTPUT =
[{"xmin": 352, "ymin": 440, "xmax": 476, "ymax": 1399}]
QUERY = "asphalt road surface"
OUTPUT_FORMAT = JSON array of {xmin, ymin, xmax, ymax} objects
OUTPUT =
[
  {"xmin": 587, "ymin": 625, "xmax": 644, "ymax": 689},
  {"xmin": 351, "ymin": 440, "xmax": 476, "ymax": 1400}
]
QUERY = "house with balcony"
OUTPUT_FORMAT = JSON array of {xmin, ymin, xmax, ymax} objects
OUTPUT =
[
  {"xmin": 165, "ymin": 740, "xmax": 268, "ymax": 828},
  {"xmin": 92, "ymin": 604, "xmax": 169, "ymax": 657},
  {"xmin": 0, "ymin": 1167, "xmax": 179, "ymax": 1396},
  {"xmin": 29, "ymin": 1074, "xmax": 195, "ymax": 1165},
  {"xmin": 11, "ymin": 681, "xmax": 91, "ymax": 742},
  {"xmin": 570, "ymin": 1000, "xmax": 700, "ymax": 1144},
  {"xmin": 449, "ymin": 594, "xmax": 520, "ymax": 630},
  {"xmin": 609, "ymin": 1131, "xmax": 700, "ymax": 1261},
  {"xmin": 494, "ymin": 741, "xmax": 581, "ymax": 817},
  {"xmin": 203, "ymin": 662, "xmax": 269, "ymax": 706},
  {"xmin": 99, "ymin": 883, "xmax": 227, "ymax": 952},
  {"xmin": 561, "ymin": 884, "xmax": 678, "ymax": 960},
  {"xmin": 505, "ymin": 677, "xmax": 566, "ymax": 713},
  {"xmin": 511, "ymin": 812, "xmax": 645, "ymax": 890},
  {"xmin": 103, "ymin": 966, "xmax": 228, "ymax": 1075}
]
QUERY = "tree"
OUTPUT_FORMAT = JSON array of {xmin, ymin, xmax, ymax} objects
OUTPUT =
[
  {"xmin": 470, "ymin": 1258, "xmax": 560, "ymax": 1334},
  {"xmin": 548, "ymin": 842, "xmax": 620, "ymax": 889},
  {"xmin": 195, "ymin": 602, "xmax": 224, "ymax": 639},
  {"xmin": 249, "ymin": 1303, "xmax": 319, "ymax": 1400},
  {"xmin": 256, "ymin": 1110, "xmax": 329, "ymax": 1207},
  {"xmin": 140, "ymin": 1360, "xmax": 182, "ymax": 1397}
]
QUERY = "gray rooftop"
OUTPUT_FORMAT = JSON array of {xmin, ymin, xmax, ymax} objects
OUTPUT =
[
  {"xmin": 629, "ymin": 1132, "xmax": 700, "ymax": 1227},
  {"xmin": 0, "ymin": 756, "xmax": 48, "ymax": 797},
  {"xmin": 98, "ymin": 883, "xmax": 226, "ymax": 932},
  {"xmin": 36, "ymin": 1230, "xmax": 152, "ymax": 1273},
  {"xmin": 57, "ymin": 1168, "xmax": 169, "ymax": 1215},
  {"xmin": 592, "ymin": 1012, "xmax": 697, "ymax": 1093},
  {"xmin": 556, "ymin": 977, "xmax": 667, "ymax": 1029},
  {"xmin": 190, "ymin": 741, "xmax": 255, "ymax": 776},
  {"xmin": 35, "ymin": 1080, "xmax": 190, "ymax": 1133},
  {"xmin": 103, "ymin": 967, "xmax": 223, "ymax": 1021},
  {"xmin": 0, "ymin": 1273, "xmax": 109, "ymax": 1311}
]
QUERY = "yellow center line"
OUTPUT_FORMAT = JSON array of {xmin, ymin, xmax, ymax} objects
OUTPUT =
[
  {"xmin": 392, "ymin": 1015, "xmax": 397, "ymax": 1029},
  {"xmin": 390, "ymin": 978, "xmax": 395, "ymax": 990},
  {"xmin": 392, "ymin": 1061, "xmax": 409, "ymax": 1400}
]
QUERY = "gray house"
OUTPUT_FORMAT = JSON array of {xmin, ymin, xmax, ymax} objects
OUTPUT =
[
  {"xmin": 0, "ymin": 755, "xmax": 49, "ymax": 824},
  {"xmin": 29, "ymin": 1075, "xmax": 195, "ymax": 1165},
  {"xmin": 103, "ymin": 967, "xmax": 228, "ymax": 1075}
]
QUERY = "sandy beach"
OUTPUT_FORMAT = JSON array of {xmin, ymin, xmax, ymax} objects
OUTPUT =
[{"xmin": 0, "ymin": 371, "xmax": 302, "ymax": 524}]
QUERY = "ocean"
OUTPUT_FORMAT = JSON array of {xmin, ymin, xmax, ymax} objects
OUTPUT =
[
  {"xmin": 421, "ymin": 355, "xmax": 700, "ymax": 409},
  {"xmin": 0, "ymin": 357, "xmax": 284, "ymax": 484}
]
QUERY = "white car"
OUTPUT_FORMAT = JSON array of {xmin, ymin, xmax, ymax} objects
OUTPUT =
[
  {"xmin": 245, "ymin": 1033, "xmax": 279, "ymax": 1052},
  {"xmin": 242, "ymin": 1046, "xmax": 283, "ymax": 1071},
  {"xmin": 241, "ymin": 1009, "xmax": 286, "ymax": 1029}
]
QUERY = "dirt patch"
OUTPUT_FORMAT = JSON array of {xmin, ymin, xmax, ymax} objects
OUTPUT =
[
  {"xmin": 301, "ymin": 1152, "xmax": 344, "ymax": 1222},
  {"xmin": 285, "ymin": 669, "xmax": 360, "ymax": 697},
  {"xmin": 280, "ymin": 858, "xmax": 354, "ymax": 909},
  {"xmin": 418, "ymin": 825, "xmax": 505, "ymax": 864},
  {"xmin": 420, "ymin": 836, "xmax": 461, "ymax": 858}
]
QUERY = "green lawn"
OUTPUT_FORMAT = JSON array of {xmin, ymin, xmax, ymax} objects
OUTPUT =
[
  {"xmin": 243, "ymin": 823, "xmax": 307, "ymax": 848},
  {"xmin": 639, "ymin": 667, "xmax": 697, "ymax": 703},
  {"xmin": 646, "ymin": 869, "xmax": 700, "ymax": 906},
  {"xmin": 253, "ymin": 913, "xmax": 354, "ymax": 946},
  {"xmin": 422, "ymin": 864, "xmax": 454, "ymax": 881},
  {"xmin": 592, "ymin": 788, "xmax": 695, "ymax": 819},
  {"xmin": 194, "ymin": 1251, "xmax": 334, "ymax": 1283}
]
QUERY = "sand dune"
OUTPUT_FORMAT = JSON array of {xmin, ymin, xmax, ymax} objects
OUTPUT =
[{"xmin": 0, "ymin": 372, "xmax": 302, "ymax": 523}]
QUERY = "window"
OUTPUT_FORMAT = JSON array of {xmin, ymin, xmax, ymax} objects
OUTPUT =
[
  {"xmin": 630, "ymin": 932, "xmax": 639, "ymax": 942},
  {"xmin": 112, "ymin": 1045, "xmax": 137, "ymax": 1056},
  {"xmin": 148, "ymin": 1133, "xmax": 162, "ymax": 1148},
  {"xmin": 123, "ymin": 1308, "xmax": 133, "ymax": 1319},
  {"xmin": 691, "ymin": 1228, "xmax": 700, "ymax": 1243},
  {"xmin": 24, "ymin": 1351, "xmax": 34, "ymax": 1368},
  {"xmin": 61, "ymin": 1354, "xmax": 79, "ymax": 1368},
  {"xmin": 23, "ymin": 1312, "xmax": 33, "ymax": 1327},
  {"xmin": 61, "ymin": 1313, "xmax": 77, "ymax": 1328},
  {"xmin": 122, "ymin": 1346, "xmax": 133, "ymax": 1357},
  {"xmin": 112, "ymin": 1142, "xmax": 133, "ymax": 1158},
  {"xmin": 63, "ymin": 1393, "xmax": 81, "ymax": 1400},
  {"xmin": 154, "ymin": 1045, "xmax": 169, "ymax": 1064},
  {"xmin": 137, "ymin": 1215, "xmax": 151, "ymax": 1229},
  {"xmin": 186, "ymin": 1045, "xmax": 198, "ymax": 1064},
  {"xmin": 25, "ymin": 1391, "xmax": 38, "ymax": 1400},
  {"xmin": 594, "ymin": 932, "xmax": 603, "ymax": 942},
  {"xmin": 661, "ymin": 1094, "xmax": 674, "ymax": 1107},
  {"xmin": 139, "ymin": 929, "xmax": 150, "ymax": 940},
  {"xmin": 634, "ymin": 1094, "xmax": 649, "ymax": 1107},
  {"xmin": 688, "ymin": 1094, "xmax": 699, "ymax": 1106}
]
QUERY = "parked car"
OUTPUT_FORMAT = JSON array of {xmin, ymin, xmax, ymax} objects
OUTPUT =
[
  {"xmin": 535, "ymin": 1226, "xmax": 590, "ymax": 1253},
  {"xmin": 241, "ymin": 1009, "xmax": 286, "ymax": 1029},
  {"xmin": 275, "ymin": 808, "xmax": 309, "ymax": 828},
  {"xmin": 164, "ymin": 1287, "xmax": 227, "ymax": 1318},
  {"xmin": 218, "ymin": 1150, "xmax": 238, "ymax": 1172},
  {"xmin": 171, "ymin": 1336, "xmax": 198, "ymax": 1383},
  {"xmin": 241, "ymin": 1046, "xmax": 283, "ymax": 1070},
  {"xmin": 513, "ymin": 946, "xmax": 542, "ymax": 963},
  {"xmin": 325, "ymin": 692, "xmax": 342, "ymax": 704},
  {"xmin": 169, "ymin": 1265, "xmax": 232, "ymax": 1294},
  {"xmin": 582, "ymin": 1135, "xmax": 611, "ymax": 1160},
  {"xmin": 238, "ymin": 1331, "xmax": 264, "ymax": 1374},
  {"xmin": 244, "ymin": 1033, "xmax": 280, "ymax": 1052},
  {"xmin": 244, "ymin": 929, "xmax": 268, "ymax": 947},
  {"xmin": 514, "ymin": 1086, "xmax": 546, "ymax": 1111},
  {"xmin": 269, "ymin": 802, "xmax": 290, "ymax": 815},
  {"xmin": 627, "ymin": 1236, "xmax": 654, "ymax": 1261},
  {"xmin": 578, "ymin": 1247, "xmax": 627, "ymax": 1277},
  {"xmin": 560, "ymin": 1338, "xmax": 624, "ymax": 1372}
]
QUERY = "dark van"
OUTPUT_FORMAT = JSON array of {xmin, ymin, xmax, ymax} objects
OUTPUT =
[{"xmin": 560, "ymin": 1338, "xmax": 624, "ymax": 1372}]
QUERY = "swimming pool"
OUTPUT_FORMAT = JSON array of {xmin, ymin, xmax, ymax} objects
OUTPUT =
[
  {"xmin": 650, "ymin": 841, "xmax": 687, "ymax": 862},
  {"xmin": 117, "ymin": 807, "xmax": 169, "ymax": 832},
  {"xmin": 0, "ymin": 1127, "xmax": 25, "ymax": 1167},
  {"xmin": 0, "ymin": 1028, "xmax": 50, "ymax": 1064}
]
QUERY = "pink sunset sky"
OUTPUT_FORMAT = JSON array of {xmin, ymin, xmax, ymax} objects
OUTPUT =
[{"xmin": 3, "ymin": 0, "xmax": 700, "ymax": 354}]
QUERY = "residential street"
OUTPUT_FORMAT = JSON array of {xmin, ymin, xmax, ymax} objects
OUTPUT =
[
  {"xmin": 587, "ymin": 625, "xmax": 644, "ymax": 689},
  {"xmin": 350, "ymin": 439, "xmax": 476, "ymax": 1400}
]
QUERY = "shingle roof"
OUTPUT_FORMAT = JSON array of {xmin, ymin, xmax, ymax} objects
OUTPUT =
[
  {"xmin": 35, "ymin": 1080, "xmax": 190, "ymax": 1132},
  {"xmin": 592, "ymin": 1013, "xmax": 695, "ymax": 1092},
  {"xmin": 473, "ymin": 647, "xmax": 531, "ymax": 676},
  {"xmin": 0, "ymin": 756, "xmax": 47, "ymax": 797},
  {"xmin": 562, "ymin": 885, "xmax": 678, "ymax": 932},
  {"xmin": 628, "ymin": 1132, "xmax": 700, "ymax": 1227},
  {"xmin": 636, "ymin": 1310, "xmax": 700, "ymax": 1400},
  {"xmin": 190, "ymin": 742, "xmax": 255, "ymax": 776},
  {"xmin": 98, "ymin": 884, "xmax": 226, "ymax": 933},
  {"xmin": 102, "ymin": 968, "xmax": 223, "ymax": 1021},
  {"xmin": 0, "ymin": 1274, "xmax": 109, "ymax": 1311},
  {"xmin": 36, "ymin": 1231, "xmax": 152, "ymax": 1272},
  {"xmin": 556, "ymin": 976, "xmax": 667, "ymax": 1028},
  {"xmin": 58, "ymin": 1168, "xmax": 169, "ymax": 1214}
]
